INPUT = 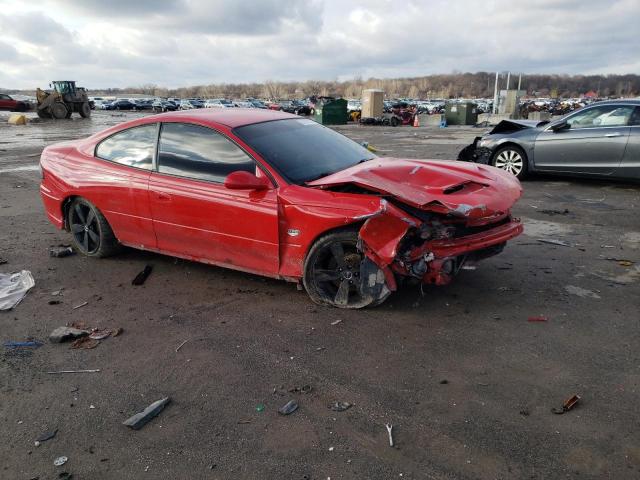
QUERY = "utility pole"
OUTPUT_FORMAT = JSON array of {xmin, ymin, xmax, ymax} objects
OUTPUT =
[
  {"xmin": 517, "ymin": 73, "xmax": 522, "ymax": 91},
  {"xmin": 506, "ymin": 71, "xmax": 511, "ymax": 90},
  {"xmin": 493, "ymin": 72, "xmax": 499, "ymax": 114}
]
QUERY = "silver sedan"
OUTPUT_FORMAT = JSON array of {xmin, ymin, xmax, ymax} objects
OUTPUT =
[{"xmin": 459, "ymin": 99, "xmax": 640, "ymax": 181}]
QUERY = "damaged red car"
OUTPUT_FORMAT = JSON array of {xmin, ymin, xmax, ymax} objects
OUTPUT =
[{"xmin": 40, "ymin": 109, "xmax": 523, "ymax": 308}]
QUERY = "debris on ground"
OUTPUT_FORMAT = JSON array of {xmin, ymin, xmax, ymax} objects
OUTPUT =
[
  {"xmin": 0, "ymin": 270, "xmax": 35, "ymax": 310},
  {"xmin": 537, "ymin": 238, "xmax": 572, "ymax": 247},
  {"xmin": 49, "ymin": 326, "xmax": 89, "ymax": 343},
  {"xmin": 4, "ymin": 340, "xmax": 43, "ymax": 349},
  {"xmin": 46, "ymin": 369, "xmax": 100, "ymax": 374},
  {"xmin": 439, "ymin": 379, "xmax": 449, "ymax": 384},
  {"xmin": 255, "ymin": 403, "xmax": 265, "ymax": 413},
  {"xmin": 552, "ymin": 394, "xmax": 581, "ymax": 414},
  {"xmin": 53, "ymin": 456, "xmax": 68, "ymax": 466},
  {"xmin": 49, "ymin": 246, "xmax": 74, "ymax": 258},
  {"xmin": 123, "ymin": 397, "xmax": 170, "ymax": 430},
  {"xmin": 328, "ymin": 401, "xmax": 352, "ymax": 412},
  {"xmin": 527, "ymin": 316, "xmax": 548, "ymax": 322},
  {"xmin": 48, "ymin": 299, "xmax": 62, "ymax": 305},
  {"xmin": 604, "ymin": 258, "xmax": 635, "ymax": 267},
  {"xmin": 36, "ymin": 429, "xmax": 58, "ymax": 443},
  {"xmin": 278, "ymin": 400, "xmax": 299, "ymax": 415},
  {"xmin": 70, "ymin": 337, "xmax": 99, "ymax": 350},
  {"xmin": 540, "ymin": 209, "xmax": 570, "ymax": 216},
  {"xmin": 385, "ymin": 423, "xmax": 394, "ymax": 447},
  {"xmin": 131, "ymin": 265, "xmax": 153, "ymax": 286},
  {"xmin": 0, "ymin": 257, "xmax": 7, "ymax": 265},
  {"xmin": 519, "ymin": 408, "xmax": 530, "ymax": 416},
  {"xmin": 175, "ymin": 339, "xmax": 188, "ymax": 352},
  {"xmin": 565, "ymin": 285, "xmax": 601, "ymax": 299},
  {"xmin": 88, "ymin": 329, "xmax": 112, "ymax": 341},
  {"xmin": 288, "ymin": 385, "xmax": 313, "ymax": 394},
  {"xmin": 330, "ymin": 319, "xmax": 342, "ymax": 326},
  {"xmin": 72, "ymin": 301, "xmax": 88, "ymax": 310}
]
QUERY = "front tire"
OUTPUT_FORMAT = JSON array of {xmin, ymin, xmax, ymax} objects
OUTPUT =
[
  {"xmin": 492, "ymin": 145, "xmax": 528, "ymax": 180},
  {"xmin": 51, "ymin": 103, "xmax": 68, "ymax": 119},
  {"xmin": 303, "ymin": 230, "xmax": 390, "ymax": 309},
  {"xmin": 67, "ymin": 198, "xmax": 120, "ymax": 257}
]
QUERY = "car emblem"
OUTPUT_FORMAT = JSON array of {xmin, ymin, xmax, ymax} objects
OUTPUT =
[{"xmin": 287, "ymin": 229, "xmax": 300, "ymax": 237}]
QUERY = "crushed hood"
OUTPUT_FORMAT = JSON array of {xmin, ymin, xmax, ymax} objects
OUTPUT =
[
  {"xmin": 488, "ymin": 119, "xmax": 549, "ymax": 134},
  {"xmin": 307, "ymin": 158, "xmax": 522, "ymax": 222}
]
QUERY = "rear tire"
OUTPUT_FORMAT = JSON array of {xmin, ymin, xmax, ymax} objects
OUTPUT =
[
  {"xmin": 303, "ymin": 230, "xmax": 390, "ymax": 309},
  {"xmin": 390, "ymin": 116, "xmax": 400, "ymax": 127},
  {"xmin": 67, "ymin": 198, "xmax": 120, "ymax": 258},
  {"xmin": 492, "ymin": 145, "xmax": 528, "ymax": 180}
]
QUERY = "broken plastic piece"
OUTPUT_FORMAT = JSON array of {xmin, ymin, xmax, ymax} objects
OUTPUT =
[
  {"xmin": 132, "ymin": 265, "xmax": 153, "ymax": 286},
  {"xmin": 123, "ymin": 397, "xmax": 170, "ymax": 430},
  {"xmin": 537, "ymin": 238, "xmax": 572, "ymax": 247},
  {"xmin": 552, "ymin": 394, "xmax": 580, "ymax": 414},
  {"xmin": 49, "ymin": 326, "xmax": 89, "ymax": 343},
  {"xmin": 328, "ymin": 401, "xmax": 352, "ymax": 412},
  {"xmin": 49, "ymin": 246, "xmax": 74, "ymax": 258},
  {"xmin": 0, "ymin": 270, "xmax": 35, "ymax": 310},
  {"xmin": 54, "ymin": 456, "xmax": 68, "ymax": 466},
  {"xmin": 71, "ymin": 337, "xmax": 99, "ymax": 349},
  {"xmin": 4, "ymin": 340, "xmax": 43, "ymax": 349},
  {"xmin": 37, "ymin": 429, "xmax": 58, "ymax": 443},
  {"xmin": 278, "ymin": 400, "xmax": 299, "ymax": 415}
]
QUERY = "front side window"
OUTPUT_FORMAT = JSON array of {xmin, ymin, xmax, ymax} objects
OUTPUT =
[
  {"xmin": 158, "ymin": 123, "xmax": 255, "ymax": 183},
  {"xmin": 234, "ymin": 118, "xmax": 376, "ymax": 184},
  {"xmin": 566, "ymin": 105, "xmax": 634, "ymax": 129},
  {"xmin": 95, "ymin": 124, "xmax": 157, "ymax": 170}
]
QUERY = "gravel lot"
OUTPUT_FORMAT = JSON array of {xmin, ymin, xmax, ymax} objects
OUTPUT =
[{"xmin": 1, "ymin": 111, "xmax": 639, "ymax": 479}]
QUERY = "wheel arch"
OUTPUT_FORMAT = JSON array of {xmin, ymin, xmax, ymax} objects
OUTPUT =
[{"xmin": 491, "ymin": 141, "xmax": 529, "ymax": 163}]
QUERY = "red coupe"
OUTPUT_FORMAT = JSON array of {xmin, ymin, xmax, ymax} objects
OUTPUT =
[{"xmin": 40, "ymin": 109, "xmax": 523, "ymax": 308}]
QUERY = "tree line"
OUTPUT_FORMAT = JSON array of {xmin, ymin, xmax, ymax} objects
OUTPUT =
[{"xmin": 6, "ymin": 73, "xmax": 639, "ymax": 100}]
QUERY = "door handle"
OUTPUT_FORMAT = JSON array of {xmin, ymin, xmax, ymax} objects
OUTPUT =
[
  {"xmin": 155, "ymin": 192, "xmax": 172, "ymax": 201},
  {"xmin": 605, "ymin": 133, "xmax": 622, "ymax": 137}
]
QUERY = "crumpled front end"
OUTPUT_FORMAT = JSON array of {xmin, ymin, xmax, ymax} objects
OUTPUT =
[{"xmin": 357, "ymin": 197, "xmax": 523, "ymax": 295}]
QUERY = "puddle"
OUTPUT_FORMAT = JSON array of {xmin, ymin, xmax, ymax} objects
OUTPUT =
[
  {"xmin": 521, "ymin": 217, "xmax": 573, "ymax": 237},
  {"xmin": 621, "ymin": 232, "xmax": 640, "ymax": 250},
  {"xmin": 0, "ymin": 165, "xmax": 39, "ymax": 173},
  {"xmin": 565, "ymin": 285, "xmax": 600, "ymax": 299}
]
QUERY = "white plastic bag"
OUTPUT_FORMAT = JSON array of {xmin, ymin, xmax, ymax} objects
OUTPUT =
[{"xmin": 0, "ymin": 270, "xmax": 35, "ymax": 310}]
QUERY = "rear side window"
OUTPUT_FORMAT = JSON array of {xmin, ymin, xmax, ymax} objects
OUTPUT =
[
  {"xmin": 157, "ymin": 123, "xmax": 255, "ymax": 183},
  {"xmin": 95, "ymin": 124, "xmax": 157, "ymax": 170}
]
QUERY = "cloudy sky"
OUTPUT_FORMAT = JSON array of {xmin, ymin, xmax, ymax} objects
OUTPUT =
[{"xmin": 0, "ymin": 0, "xmax": 638, "ymax": 89}]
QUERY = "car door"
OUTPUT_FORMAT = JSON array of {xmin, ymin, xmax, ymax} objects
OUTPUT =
[
  {"xmin": 0, "ymin": 94, "xmax": 11, "ymax": 110},
  {"xmin": 533, "ymin": 104, "xmax": 633, "ymax": 175},
  {"xmin": 90, "ymin": 123, "xmax": 158, "ymax": 249},
  {"xmin": 148, "ymin": 122, "xmax": 280, "ymax": 276},
  {"xmin": 617, "ymin": 106, "xmax": 640, "ymax": 179}
]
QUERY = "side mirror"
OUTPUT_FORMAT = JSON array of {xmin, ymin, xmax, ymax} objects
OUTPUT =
[
  {"xmin": 224, "ymin": 171, "xmax": 270, "ymax": 190},
  {"xmin": 551, "ymin": 120, "xmax": 570, "ymax": 132}
]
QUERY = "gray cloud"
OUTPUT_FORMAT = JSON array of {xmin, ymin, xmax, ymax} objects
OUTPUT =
[{"xmin": 0, "ymin": 0, "xmax": 638, "ymax": 89}]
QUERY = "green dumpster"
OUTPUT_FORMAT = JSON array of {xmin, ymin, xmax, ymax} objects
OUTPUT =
[
  {"xmin": 313, "ymin": 98, "xmax": 348, "ymax": 125},
  {"xmin": 445, "ymin": 102, "xmax": 478, "ymax": 125}
]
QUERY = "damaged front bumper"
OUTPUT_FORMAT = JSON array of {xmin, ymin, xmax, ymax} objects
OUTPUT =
[
  {"xmin": 457, "ymin": 136, "xmax": 492, "ymax": 165},
  {"xmin": 358, "ymin": 205, "xmax": 523, "ymax": 295}
]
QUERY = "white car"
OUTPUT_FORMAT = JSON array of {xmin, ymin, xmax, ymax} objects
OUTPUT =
[{"xmin": 204, "ymin": 99, "xmax": 235, "ymax": 108}]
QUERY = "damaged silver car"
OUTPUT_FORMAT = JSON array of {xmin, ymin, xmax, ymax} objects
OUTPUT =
[{"xmin": 458, "ymin": 100, "xmax": 640, "ymax": 181}]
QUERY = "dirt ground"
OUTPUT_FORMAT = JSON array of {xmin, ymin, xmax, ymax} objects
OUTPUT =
[{"xmin": 1, "ymin": 111, "xmax": 640, "ymax": 480}]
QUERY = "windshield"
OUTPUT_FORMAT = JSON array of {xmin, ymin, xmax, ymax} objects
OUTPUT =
[{"xmin": 234, "ymin": 119, "xmax": 376, "ymax": 185}]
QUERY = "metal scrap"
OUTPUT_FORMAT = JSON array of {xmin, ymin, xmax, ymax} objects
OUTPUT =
[
  {"xmin": 552, "ymin": 394, "xmax": 580, "ymax": 414},
  {"xmin": 123, "ymin": 397, "xmax": 170, "ymax": 430}
]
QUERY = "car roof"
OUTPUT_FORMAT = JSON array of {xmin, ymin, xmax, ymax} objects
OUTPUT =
[
  {"xmin": 588, "ymin": 99, "xmax": 640, "ymax": 106},
  {"xmin": 149, "ymin": 108, "xmax": 298, "ymax": 128}
]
